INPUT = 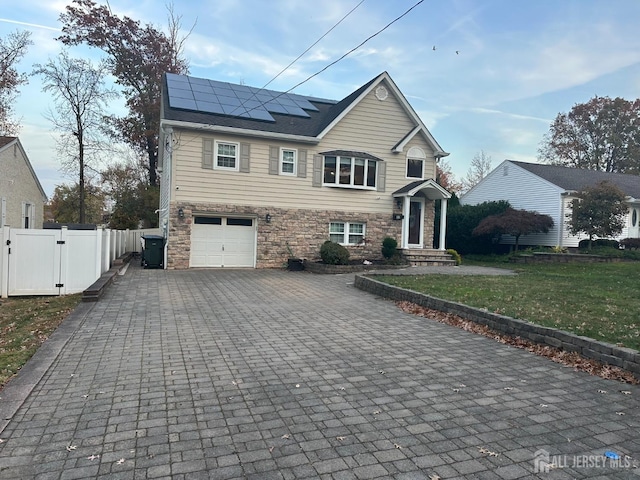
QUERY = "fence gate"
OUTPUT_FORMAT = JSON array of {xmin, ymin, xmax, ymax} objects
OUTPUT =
[{"xmin": 7, "ymin": 228, "xmax": 63, "ymax": 296}]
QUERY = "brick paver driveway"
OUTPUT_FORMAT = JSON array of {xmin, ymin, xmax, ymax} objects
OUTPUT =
[{"xmin": 1, "ymin": 267, "xmax": 639, "ymax": 479}]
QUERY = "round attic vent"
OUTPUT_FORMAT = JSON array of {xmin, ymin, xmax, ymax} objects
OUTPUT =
[{"xmin": 375, "ymin": 86, "xmax": 388, "ymax": 101}]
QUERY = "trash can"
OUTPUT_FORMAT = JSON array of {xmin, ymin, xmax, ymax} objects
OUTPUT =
[{"xmin": 141, "ymin": 235, "xmax": 165, "ymax": 269}]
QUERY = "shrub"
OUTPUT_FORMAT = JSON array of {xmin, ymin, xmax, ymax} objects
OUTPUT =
[
  {"xmin": 446, "ymin": 248, "xmax": 462, "ymax": 265},
  {"xmin": 621, "ymin": 238, "xmax": 640, "ymax": 250},
  {"xmin": 381, "ymin": 237, "xmax": 398, "ymax": 259},
  {"xmin": 444, "ymin": 200, "xmax": 511, "ymax": 254},
  {"xmin": 320, "ymin": 240, "xmax": 350, "ymax": 265},
  {"xmin": 578, "ymin": 239, "xmax": 619, "ymax": 250}
]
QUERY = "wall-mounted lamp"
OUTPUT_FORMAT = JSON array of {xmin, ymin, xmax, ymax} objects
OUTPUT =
[
  {"xmin": 265, "ymin": 213, "xmax": 272, "ymax": 224},
  {"xmin": 395, "ymin": 198, "xmax": 403, "ymax": 209},
  {"xmin": 178, "ymin": 207, "xmax": 185, "ymax": 219},
  {"xmin": 393, "ymin": 213, "xmax": 404, "ymax": 221}
]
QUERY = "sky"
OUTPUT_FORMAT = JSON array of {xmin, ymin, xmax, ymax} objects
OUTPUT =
[{"xmin": 2, "ymin": 0, "xmax": 640, "ymax": 198}]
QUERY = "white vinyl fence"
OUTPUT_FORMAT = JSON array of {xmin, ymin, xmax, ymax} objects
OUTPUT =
[{"xmin": 0, "ymin": 227, "xmax": 160, "ymax": 298}]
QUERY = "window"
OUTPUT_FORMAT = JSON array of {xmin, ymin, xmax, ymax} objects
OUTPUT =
[
  {"xmin": 330, "ymin": 222, "xmax": 365, "ymax": 245},
  {"xmin": 323, "ymin": 155, "xmax": 377, "ymax": 189},
  {"xmin": 406, "ymin": 159, "xmax": 423, "ymax": 179},
  {"xmin": 633, "ymin": 209, "xmax": 638, "ymax": 227},
  {"xmin": 406, "ymin": 146, "xmax": 426, "ymax": 179},
  {"xmin": 215, "ymin": 141, "xmax": 238, "ymax": 170},
  {"xmin": 280, "ymin": 148, "xmax": 297, "ymax": 175}
]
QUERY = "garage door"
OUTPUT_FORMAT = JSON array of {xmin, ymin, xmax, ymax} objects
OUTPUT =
[{"xmin": 190, "ymin": 216, "xmax": 256, "ymax": 267}]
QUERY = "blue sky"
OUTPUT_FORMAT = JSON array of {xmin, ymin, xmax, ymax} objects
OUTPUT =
[{"xmin": 2, "ymin": 0, "xmax": 640, "ymax": 197}]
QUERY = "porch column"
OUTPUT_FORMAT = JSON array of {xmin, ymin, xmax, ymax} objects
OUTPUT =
[
  {"xmin": 438, "ymin": 198, "xmax": 448, "ymax": 250},
  {"xmin": 402, "ymin": 196, "xmax": 410, "ymax": 249}
]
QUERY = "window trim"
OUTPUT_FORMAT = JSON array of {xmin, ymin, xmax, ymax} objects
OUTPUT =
[
  {"xmin": 329, "ymin": 221, "xmax": 366, "ymax": 245},
  {"xmin": 214, "ymin": 140, "xmax": 240, "ymax": 171},
  {"xmin": 322, "ymin": 155, "xmax": 377, "ymax": 190},
  {"xmin": 406, "ymin": 157, "xmax": 424, "ymax": 179},
  {"xmin": 280, "ymin": 147, "xmax": 297, "ymax": 176}
]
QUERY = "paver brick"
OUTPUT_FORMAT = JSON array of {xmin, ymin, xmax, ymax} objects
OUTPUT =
[{"xmin": 0, "ymin": 267, "xmax": 638, "ymax": 479}]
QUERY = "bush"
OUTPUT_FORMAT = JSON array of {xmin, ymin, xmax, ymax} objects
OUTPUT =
[
  {"xmin": 444, "ymin": 200, "xmax": 511, "ymax": 254},
  {"xmin": 578, "ymin": 239, "xmax": 619, "ymax": 250},
  {"xmin": 320, "ymin": 240, "xmax": 350, "ymax": 265},
  {"xmin": 621, "ymin": 238, "xmax": 640, "ymax": 250},
  {"xmin": 381, "ymin": 237, "xmax": 398, "ymax": 259},
  {"xmin": 446, "ymin": 248, "xmax": 462, "ymax": 265}
]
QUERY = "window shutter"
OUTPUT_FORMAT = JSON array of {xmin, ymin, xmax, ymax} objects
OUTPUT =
[
  {"xmin": 1, "ymin": 198, "xmax": 6, "ymax": 227},
  {"xmin": 21, "ymin": 201, "xmax": 26, "ymax": 229},
  {"xmin": 298, "ymin": 149, "xmax": 307, "ymax": 178},
  {"xmin": 377, "ymin": 161, "xmax": 386, "ymax": 192},
  {"xmin": 312, "ymin": 155, "xmax": 323, "ymax": 187},
  {"xmin": 240, "ymin": 142, "xmax": 250, "ymax": 173},
  {"xmin": 202, "ymin": 138, "xmax": 214, "ymax": 169},
  {"xmin": 269, "ymin": 146, "xmax": 279, "ymax": 175}
]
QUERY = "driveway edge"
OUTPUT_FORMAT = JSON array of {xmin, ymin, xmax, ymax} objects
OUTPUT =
[
  {"xmin": 354, "ymin": 274, "xmax": 640, "ymax": 380},
  {"xmin": 0, "ymin": 301, "xmax": 95, "ymax": 435}
]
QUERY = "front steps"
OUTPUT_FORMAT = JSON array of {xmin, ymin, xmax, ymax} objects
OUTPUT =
[{"xmin": 401, "ymin": 248, "xmax": 456, "ymax": 266}]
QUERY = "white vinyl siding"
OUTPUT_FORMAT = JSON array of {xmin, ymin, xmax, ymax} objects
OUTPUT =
[{"xmin": 461, "ymin": 161, "xmax": 569, "ymax": 247}]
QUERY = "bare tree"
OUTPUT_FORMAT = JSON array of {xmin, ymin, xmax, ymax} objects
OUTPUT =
[
  {"xmin": 0, "ymin": 30, "xmax": 32, "ymax": 135},
  {"xmin": 33, "ymin": 51, "xmax": 116, "ymax": 223},
  {"xmin": 461, "ymin": 150, "xmax": 493, "ymax": 193}
]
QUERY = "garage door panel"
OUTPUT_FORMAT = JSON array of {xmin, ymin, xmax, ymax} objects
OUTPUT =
[{"xmin": 190, "ymin": 216, "xmax": 255, "ymax": 268}]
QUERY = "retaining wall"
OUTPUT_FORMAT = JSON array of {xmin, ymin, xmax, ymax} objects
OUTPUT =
[{"xmin": 354, "ymin": 275, "xmax": 640, "ymax": 380}]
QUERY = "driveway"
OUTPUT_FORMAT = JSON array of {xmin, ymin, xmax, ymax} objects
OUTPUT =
[{"xmin": 0, "ymin": 266, "xmax": 638, "ymax": 479}]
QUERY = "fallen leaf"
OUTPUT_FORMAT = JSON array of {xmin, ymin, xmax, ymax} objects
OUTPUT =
[
  {"xmin": 379, "ymin": 370, "xmax": 386, "ymax": 375},
  {"xmin": 82, "ymin": 394, "xmax": 88, "ymax": 399},
  {"xmin": 269, "ymin": 446, "xmax": 275, "ymax": 453},
  {"xmin": 373, "ymin": 410, "xmax": 381, "ymax": 415},
  {"xmin": 295, "ymin": 384, "xmax": 300, "ymax": 388},
  {"xmin": 281, "ymin": 434, "xmax": 290, "ymax": 440},
  {"xmin": 429, "ymin": 475, "xmax": 441, "ymax": 480},
  {"xmin": 452, "ymin": 388, "xmax": 460, "ymax": 393},
  {"xmin": 87, "ymin": 454, "xmax": 100, "ymax": 461},
  {"xmin": 66, "ymin": 445, "xmax": 77, "ymax": 452},
  {"xmin": 539, "ymin": 404, "xmax": 548, "ymax": 408},
  {"xmin": 0, "ymin": 439, "xmax": 4, "ymax": 444},
  {"xmin": 394, "ymin": 443, "xmax": 402, "ymax": 449},
  {"xmin": 598, "ymin": 390, "xmax": 607, "ymax": 394},
  {"xmin": 336, "ymin": 436, "xmax": 346, "ymax": 441},
  {"xmin": 339, "ymin": 387, "xmax": 345, "ymax": 391},
  {"xmin": 503, "ymin": 387, "xmax": 513, "ymax": 391},
  {"xmin": 116, "ymin": 458, "xmax": 125, "ymax": 465},
  {"xmin": 616, "ymin": 412, "xmax": 626, "ymax": 416},
  {"xmin": 620, "ymin": 390, "xmax": 631, "ymax": 395},
  {"xmin": 232, "ymin": 381, "xmax": 237, "ymax": 386}
]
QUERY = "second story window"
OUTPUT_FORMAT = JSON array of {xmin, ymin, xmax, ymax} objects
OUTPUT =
[
  {"xmin": 215, "ymin": 141, "xmax": 238, "ymax": 170},
  {"xmin": 280, "ymin": 148, "xmax": 297, "ymax": 175},
  {"xmin": 323, "ymin": 155, "xmax": 377, "ymax": 189}
]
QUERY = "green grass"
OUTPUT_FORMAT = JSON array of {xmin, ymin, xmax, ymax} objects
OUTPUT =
[
  {"xmin": 0, "ymin": 294, "xmax": 81, "ymax": 389},
  {"xmin": 375, "ymin": 261, "xmax": 640, "ymax": 351}
]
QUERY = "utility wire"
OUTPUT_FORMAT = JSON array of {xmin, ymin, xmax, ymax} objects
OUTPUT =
[{"xmin": 229, "ymin": 0, "xmax": 366, "ymax": 116}]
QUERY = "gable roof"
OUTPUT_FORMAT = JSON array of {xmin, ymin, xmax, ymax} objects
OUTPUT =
[
  {"xmin": 0, "ymin": 136, "xmax": 48, "ymax": 201},
  {"xmin": 510, "ymin": 161, "xmax": 640, "ymax": 199},
  {"xmin": 161, "ymin": 72, "xmax": 448, "ymax": 156}
]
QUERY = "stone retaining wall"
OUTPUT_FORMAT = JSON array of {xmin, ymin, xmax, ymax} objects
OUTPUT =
[
  {"xmin": 354, "ymin": 275, "xmax": 640, "ymax": 380},
  {"xmin": 303, "ymin": 261, "xmax": 407, "ymax": 274},
  {"xmin": 511, "ymin": 252, "xmax": 628, "ymax": 264}
]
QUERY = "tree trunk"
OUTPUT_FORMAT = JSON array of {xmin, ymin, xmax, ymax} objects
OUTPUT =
[{"xmin": 78, "ymin": 131, "xmax": 85, "ymax": 224}]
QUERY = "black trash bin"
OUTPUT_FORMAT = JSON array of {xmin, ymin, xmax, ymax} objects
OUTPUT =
[{"xmin": 141, "ymin": 235, "xmax": 165, "ymax": 269}]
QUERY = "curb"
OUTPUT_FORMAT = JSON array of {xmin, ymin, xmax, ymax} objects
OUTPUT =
[
  {"xmin": 354, "ymin": 274, "xmax": 640, "ymax": 380},
  {"xmin": 82, "ymin": 252, "xmax": 134, "ymax": 302}
]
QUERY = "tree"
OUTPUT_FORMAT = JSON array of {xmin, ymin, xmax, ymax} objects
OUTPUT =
[
  {"xmin": 461, "ymin": 150, "xmax": 493, "ymax": 192},
  {"xmin": 33, "ymin": 51, "xmax": 116, "ymax": 224},
  {"xmin": 58, "ymin": 0, "xmax": 191, "ymax": 186},
  {"xmin": 436, "ymin": 159, "xmax": 462, "ymax": 193},
  {"xmin": 444, "ymin": 200, "xmax": 510, "ymax": 254},
  {"xmin": 472, "ymin": 208, "xmax": 554, "ymax": 251},
  {"xmin": 101, "ymin": 160, "xmax": 159, "ymax": 229},
  {"xmin": 568, "ymin": 181, "xmax": 628, "ymax": 250},
  {"xmin": 538, "ymin": 96, "xmax": 640, "ymax": 174},
  {"xmin": 49, "ymin": 183, "xmax": 105, "ymax": 224},
  {"xmin": 0, "ymin": 30, "xmax": 32, "ymax": 135}
]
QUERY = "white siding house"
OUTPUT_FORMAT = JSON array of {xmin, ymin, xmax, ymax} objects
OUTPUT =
[{"xmin": 461, "ymin": 160, "xmax": 640, "ymax": 248}]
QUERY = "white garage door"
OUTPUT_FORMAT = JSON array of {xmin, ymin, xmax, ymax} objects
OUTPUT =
[{"xmin": 190, "ymin": 216, "xmax": 256, "ymax": 267}]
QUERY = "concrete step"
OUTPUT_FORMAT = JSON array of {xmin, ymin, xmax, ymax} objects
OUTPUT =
[{"xmin": 401, "ymin": 249, "xmax": 456, "ymax": 266}]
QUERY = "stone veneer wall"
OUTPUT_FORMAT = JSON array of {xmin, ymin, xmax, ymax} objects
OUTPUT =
[{"xmin": 167, "ymin": 200, "xmax": 436, "ymax": 269}]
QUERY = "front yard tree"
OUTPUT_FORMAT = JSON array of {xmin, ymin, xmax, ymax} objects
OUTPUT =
[
  {"xmin": 58, "ymin": 0, "xmax": 191, "ymax": 187},
  {"xmin": 33, "ymin": 51, "xmax": 116, "ymax": 224},
  {"xmin": 538, "ymin": 96, "xmax": 640, "ymax": 174},
  {"xmin": 568, "ymin": 181, "xmax": 627, "ymax": 250},
  {"xmin": 0, "ymin": 30, "xmax": 32, "ymax": 135},
  {"xmin": 472, "ymin": 208, "xmax": 554, "ymax": 251}
]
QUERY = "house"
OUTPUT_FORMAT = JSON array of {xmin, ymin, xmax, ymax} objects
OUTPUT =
[
  {"xmin": 158, "ymin": 71, "xmax": 452, "ymax": 268},
  {"xmin": 460, "ymin": 160, "xmax": 640, "ymax": 247},
  {"xmin": 0, "ymin": 137, "xmax": 47, "ymax": 229}
]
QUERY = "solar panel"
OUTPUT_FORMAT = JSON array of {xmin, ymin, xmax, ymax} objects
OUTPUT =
[{"xmin": 166, "ymin": 73, "xmax": 323, "ymax": 122}]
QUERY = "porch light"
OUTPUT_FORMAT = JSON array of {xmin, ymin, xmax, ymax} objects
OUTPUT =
[
  {"xmin": 265, "ymin": 213, "xmax": 272, "ymax": 223},
  {"xmin": 178, "ymin": 207, "xmax": 185, "ymax": 219}
]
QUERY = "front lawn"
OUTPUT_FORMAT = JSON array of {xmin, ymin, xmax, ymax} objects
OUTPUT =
[
  {"xmin": 0, "ymin": 294, "xmax": 81, "ymax": 389},
  {"xmin": 375, "ymin": 261, "xmax": 640, "ymax": 351}
]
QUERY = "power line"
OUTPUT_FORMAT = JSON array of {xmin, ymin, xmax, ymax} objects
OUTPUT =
[{"xmin": 229, "ymin": 0, "xmax": 366, "ymax": 117}]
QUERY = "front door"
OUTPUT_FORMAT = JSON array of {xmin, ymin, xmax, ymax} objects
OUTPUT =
[{"xmin": 408, "ymin": 198, "xmax": 424, "ymax": 247}]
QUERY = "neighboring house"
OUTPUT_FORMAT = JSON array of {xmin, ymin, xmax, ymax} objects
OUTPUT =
[
  {"xmin": 461, "ymin": 160, "xmax": 640, "ymax": 248},
  {"xmin": 158, "ymin": 71, "xmax": 452, "ymax": 268},
  {"xmin": 0, "ymin": 137, "xmax": 47, "ymax": 229}
]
